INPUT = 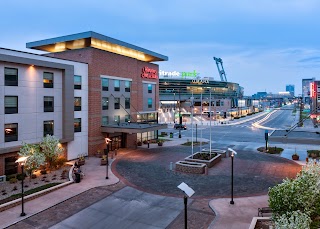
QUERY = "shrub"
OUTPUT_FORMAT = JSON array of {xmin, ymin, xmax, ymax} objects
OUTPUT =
[
  {"xmin": 52, "ymin": 157, "xmax": 67, "ymax": 169},
  {"xmin": 269, "ymin": 160, "xmax": 320, "ymax": 225},
  {"xmin": 6, "ymin": 174, "xmax": 16, "ymax": 181},
  {"xmin": 274, "ymin": 210, "xmax": 312, "ymax": 229},
  {"xmin": 40, "ymin": 170, "xmax": 47, "ymax": 175},
  {"xmin": 16, "ymin": 173, "xmax": 26, "ymax": 181},
  {"xmin": 9, "ymin": 178, "xmax": 18, "ymax": 184}
]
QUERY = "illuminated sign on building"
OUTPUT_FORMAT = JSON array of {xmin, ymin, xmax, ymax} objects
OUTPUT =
[
  {"xmin": 141, "ymin": 67, "xmax": 157, "ymax": 79},
  {"xmin": 191, "ymin": 79, "xmax": 209, "ymax": 84},
  {"xmin": 310, "ymin": 82, "xmax": 316, "ymax": 98},
  {"xmin": 159, "ymin": 70, "xmax": 200, "ymax": 78}
]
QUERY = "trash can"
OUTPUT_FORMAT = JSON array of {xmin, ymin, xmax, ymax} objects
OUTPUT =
[
  {"xmin": 170, "ymin": 132, "xmax": 173, "ymax": 138},
  {"xmin": 75, "ymin": 173, "xmax": 81, "ymax": 183}
]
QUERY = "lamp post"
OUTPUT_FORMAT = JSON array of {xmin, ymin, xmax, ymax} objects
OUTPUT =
[
  {"xmin": 177, "ymin": 182, "xmax": 195, "ymax": 229},
  {"xmin": 15, "ymin": 156, "xmax": 29, "ymax": 217},
  {"xmin": 173, "ymin": 91, "xmax": 176, "ymax": 123},
  {"xmin": 105, "ymin": 138, "xmax": 111, "ymax": 179},
  {"xmin": 228, "ymin": 148, "xmax": 237, "ymax": 205},
  {"xmin": 179, "ymin": 88, "xmax": 182, "ymax": 138}
]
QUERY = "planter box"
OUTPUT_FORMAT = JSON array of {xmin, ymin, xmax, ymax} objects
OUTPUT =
[
  {"xmin": 78, "ymin": 160, "xmax": 85, "ymax": 166},
  {"xmin": 202, "ymin": 148, "xmax": 227, "ymax": 158},
  {"xmin": 185, "ymin": 152, "xmax": 221, "ymax": 168},
  {"xmin": 100, "ymin": 159, "xmax": 107, "ymax": 165},
  {"xmin": 175, "ymin": 161, "xmax": 206, "ymax": 174},
  {"xmin": 292, "ymin": 155, "xmax": 299, "ymax": 160},
  {"xmin": 249, "ymin": 217, "xmax": 271, "ymax": 229}
]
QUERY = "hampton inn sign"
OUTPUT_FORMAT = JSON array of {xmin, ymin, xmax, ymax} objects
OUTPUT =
[{"xmin": 141, "ymin": 67, "xmax": 157, "ymax": 79}]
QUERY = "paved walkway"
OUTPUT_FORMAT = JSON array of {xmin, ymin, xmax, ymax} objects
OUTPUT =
[{"xmin": 0, "ymin": 135, "xmax": 305, "ymax": 229}]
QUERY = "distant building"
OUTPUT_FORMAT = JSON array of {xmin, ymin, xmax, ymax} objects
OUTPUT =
[
  {"xmin": 302, "ymin": 78, "xmax": 315, "ymax": 104},
  {"xmin": 286, "ymin": 84, "xmax": 295, "ymax": 96},
  {"xmin": 252, "ymin": 92, "xmax": 267, "ymax": 99},
  {"xmin": 310, "ymin": 81, "xmax": 320, "ymax": 122}
]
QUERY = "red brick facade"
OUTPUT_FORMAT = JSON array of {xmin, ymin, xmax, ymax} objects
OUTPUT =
[{"xmin": 48, "ymin": 48, "xmax": 159, "ymax": 156}]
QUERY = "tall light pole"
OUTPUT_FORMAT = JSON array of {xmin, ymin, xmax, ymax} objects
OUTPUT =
[
  {"xmin": 105, "ymin": 138, "xmax": 111, "ymax": 179},
  {"xmin": 191, "ymin": 89, "xmax": 194, "ymax": 157},
  {"xmin": 179, "ymin": 88, "xmax": 182, "ymax": 138},
  {"xmin": 228, "ymin": 148, "xmax": 237, "ymax": 205},
  {"xmin": 15, "ymin": 156, "xmax": 29, "ymax": 217},
  {"xmin": 173, "ymin": 91, "xmax": 176, "ymax": 123}
]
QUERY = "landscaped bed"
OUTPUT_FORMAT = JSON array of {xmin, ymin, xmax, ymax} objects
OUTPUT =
[
  {"xmin": 257, "ymin": 146, "xmax": 283, "ymax": 154},
  {"xmin": 0, "ymin": 165, "xmax": 71, "ymax": 206},
  {"xmin": 185, "ymin": 152, "xmax": 221, "ymax": 168}
]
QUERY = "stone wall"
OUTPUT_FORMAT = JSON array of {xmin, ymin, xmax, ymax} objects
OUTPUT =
[{"xmin": 175, "ymin": 161, "xmax": 206, "ymax": 174}]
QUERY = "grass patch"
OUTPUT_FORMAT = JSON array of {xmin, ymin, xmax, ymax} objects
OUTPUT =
[
  {"xmin": 257, "ymin": 146, "xmax": 283, "ymax": 154},
  {"xmin": 0, "ymin": 183, "xmax": 61, "ymax": 205},
  {"xmin": 181, "ymin": 141, "xmax": 208, "ymax": 146}
]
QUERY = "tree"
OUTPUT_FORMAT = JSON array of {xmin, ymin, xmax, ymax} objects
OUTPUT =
[
  {"xmin": 39, "ymin": 135, "xmax": 64, "ymax": 170},
  {"xmin": 18, "ymin": 143, "xmax": 45, "ymax": 180}
]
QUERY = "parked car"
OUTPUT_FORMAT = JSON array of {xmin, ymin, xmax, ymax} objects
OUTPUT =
[{"xmin": 174, "ymin": 124, "xmax": 187, "ymax": 130}]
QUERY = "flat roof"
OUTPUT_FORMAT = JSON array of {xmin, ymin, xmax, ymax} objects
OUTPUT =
[{"xmin": 26, "ymin": 31, "xmax": 168, "ymax": 62}]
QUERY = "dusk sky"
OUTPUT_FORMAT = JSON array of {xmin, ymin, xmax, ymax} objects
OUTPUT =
[{"xmin": 1, "ymin": 0, "xmax": 319, "ymax": 96}]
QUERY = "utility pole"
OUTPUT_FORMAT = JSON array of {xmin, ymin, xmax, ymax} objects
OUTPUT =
[{"xmin": 179, "ymin": 88, "xmax": 182, "ymax": 138}]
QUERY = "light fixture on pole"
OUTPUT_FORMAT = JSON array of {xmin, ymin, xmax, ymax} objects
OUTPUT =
[
  {"xmin": 15, "ymin": 156, "xmax": 29, "ymax": 217},
  {"xmin": 179, "ymin": 88, "xmax": 182, "ymax": 138},
  {"xmin": 105, "ymin": 138, "xmax": 112, "ymax": 179},
  {"xmin": 177, "ymin": 182, "xmax": 195, "ymax": 229},
  {"xmin": 228, "ymin": 148, "xmax": 237, "ymax": 205}
]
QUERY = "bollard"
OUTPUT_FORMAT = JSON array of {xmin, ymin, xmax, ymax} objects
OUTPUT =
[
  {"xmin": 111, "ymin": 152, "xmax": 114, "ymax": 159},
  {"xmin": 170, "ymin": 162, "xmax": 173, "ymax": 170},
  {"xmin": 115, "ymin": 149, "xmax": 117, "ymax": 156},
  {"xmin": 205, "ymin": 166, "xmax": 208, "ymax": 175}
]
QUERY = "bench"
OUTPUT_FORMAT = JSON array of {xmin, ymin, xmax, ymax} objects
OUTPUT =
[{"xmin": 258, "ymin": 207, "xmax": 273, "ymax": 217}]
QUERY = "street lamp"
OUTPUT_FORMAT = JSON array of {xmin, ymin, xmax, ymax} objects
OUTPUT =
[
  {"xmin": 228, "ymin": 148, "xmax": 237, "ymax": 205},
  {"xmin": 173, "ymin": 91, "xmax": 176, "ymax": 123},
  {"xmin": 179, "ymin": 88, "xmax": 182, "ymax": 138},
  {"xmin": 15, "ymin": 156, "xmax": 29, "ymax": 216},
  {"xmin": 177, "ymin": 182, "xmax": 195, "ymax": 229},
  {"xmin": 105, "ymin": 138, "xmax": 112, "ymax": 179}
]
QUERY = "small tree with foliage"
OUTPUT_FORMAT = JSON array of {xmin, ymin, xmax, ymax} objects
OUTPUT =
[
  {"xmin": 269, "ymin": 160, "xmax": 320, "ymax": 228},
  {"xmin": 39, "ymin": 135, "xmax": 64, "ymax": 170},
  {"xmin": 18, "ymin": 142, "xmax": 45, "ymax": 180}
]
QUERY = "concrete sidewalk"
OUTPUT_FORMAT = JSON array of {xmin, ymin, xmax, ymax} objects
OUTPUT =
[{"xmin": 0, "ymin": 157, "xmax": 119, "ymax": 229}]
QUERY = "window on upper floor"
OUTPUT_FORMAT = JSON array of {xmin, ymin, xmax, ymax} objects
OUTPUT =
[
  {"xmin": 125, "ymin": 115, "xmax": 131, "ymax": 122},
  {"xmin": 114, "ymin": 80, "xmax": 120, "ymax": 91},
  {"xmin": 43, "ymin": 120, "xmax": 54, "ymax": 137},
  {"xmin": 74, "ymin": 97, "xmax": 82, "ymax": 111},
  {"xmin": 102, "ymin": 97, "xmax": 109, "ymax": 110},
  {"xmin": 5, "ymin": 123, "xmax": 18, "ymax": 142},
  {"xmin": 125, "ymin": 98, "xmax": 130, "ymax": 109},
  {"xmin": 74, "ymin": 75, "xmax": 82, "ymax": 90},
  {"xmin": 114, "ymin": 98, "xmax": 120, "ymax": 109},
  {"xmin": 114, "ymin": 115, "xmax": 120, "ymax": 124},
  {"xmin": 148, "ymin": 84, "xmax": 152, "ymax": 93},
  {"xmin": 5, "ymin": 96, "xmax": 18, "ymax": 114},
  {"xmin": 5, "ymin": 67, "xmax": 18, "ymax": 86},
  {"xmin": 148, "ymin": 98, "xmax": 153, "ymax": 108},
  {"xmin": 102, "ymin": 78, "xmax": 109, "ymax": 91},
  {"xmin": 74, "ymin": 118, "xmax": 81, "ymax": 132},
  {"xmin": 44, "ymin": 96, "xmax": 54, "ymax": 112},
  {"xmin": 125, "ymin": 81, "xmax": 131, "ymax": 92},
  {"xmin": 102, "ymin": 116, "xmax": 109, "ymax": 126},
  {"xmin": 43, "ymin": 72, "xmax": 54, "ymax": 88}
]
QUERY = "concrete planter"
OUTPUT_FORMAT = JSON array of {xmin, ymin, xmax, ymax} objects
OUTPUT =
[
  {"xmin": 249, "ymin": 217, "xmax": 271, "ymax": 229},
  {"xmin": 185, "ymin": 152, "xmax": 221, "ymax": 168},
  {"xmin": 175, "ymin": 161, "xmax": 206, "ymax": 174}
]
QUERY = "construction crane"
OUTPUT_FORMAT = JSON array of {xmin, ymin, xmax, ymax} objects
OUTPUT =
[{"xmin": 213, "ymin": 57, "xmax": 227, "ymax": 82}]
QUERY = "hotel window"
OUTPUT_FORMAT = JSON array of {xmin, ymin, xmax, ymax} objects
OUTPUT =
[
  {"xmin": 102, "ymin": 116, "xmax": 108, "ymax": 126},
  {"xmin": 74, "ymin": 75, "xmax": 82, "ymax": 90},
  {"xmin": 43, "ymin": 72, "xmax": 54, "ymax": 88},
  {"xmin": 102, "ymin": 97, "xmax": 109, "ymax": 110},
  {"xmin": 221, "ymin": 101, "xmax": 224, "ymax": 106},
  {"xmin": 74, "ymin": 118, "xmax": 81, "ymax": 132},
  {"xmin": 5, "ymin": 67, "xmax": 18, "ymax": 86},
  {"xmin": 74, "ymin": 97, "xmax": 82, "ymax": 111},
  {"xmin": 102, "ymin": 78, "xmax": 109, "ymax": 91},
  {"xmin": 114, "ymin": 98, "xmax": 120, "ymax": 109},
  {"xmin": 148, "ymin": 98, "xmax": 153, "ymax": 108},
  {"xmin": 125, "ymin": 81, "xmax": 131, "ymax": 92},
  {"xmin": 5, "ymin": 123, "xmax": 18, "ymax": 142},
  {"xmin": 216, "ymin": 101, "xmax": 221, "ymax": 106},
  {"xmin": 125, "ymin": 115, "xmax": 131, "ymax": 122},
  {"xmin": 114, "ymin": 80, "xmax": 120, "ymax": 91},
  {"xmin": 43, "ymin": 120, "xmax": 54, "ymax": 136},
  {"xmin": 125, "ymin": 98, "xmax": 130, "ymax": 109},
  {"xmin": 5, "ymin": 96, "xmax": 18, "ymax": 114},
  {"xmin": 114, "ymin": 115, "xmax": 120, "ymax": 124},
  {"xmin": 44, "ymin": 96, "xmax": 54, "ymax": 112},
  {"xmin": 148, "ymin": 84, "xmax": 152, "ymax": 93}
]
